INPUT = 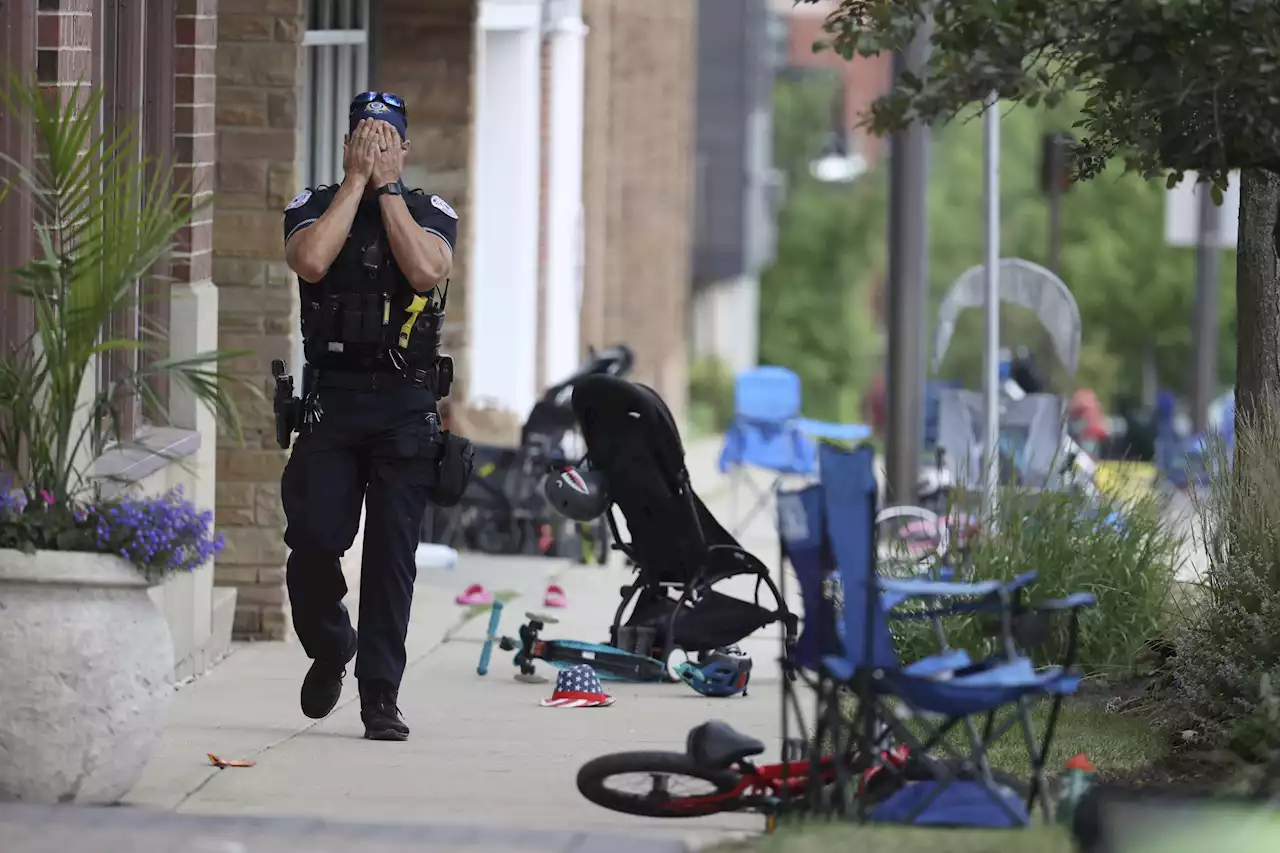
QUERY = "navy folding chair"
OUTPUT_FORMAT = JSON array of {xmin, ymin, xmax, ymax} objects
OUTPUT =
[
  {"xmin": 791, "ymin": 442, "xmax": 1096, "ymax": 827},
  {"xmin": 778, "ymin": 455, "xmax": 1002, "ymax": 817}
]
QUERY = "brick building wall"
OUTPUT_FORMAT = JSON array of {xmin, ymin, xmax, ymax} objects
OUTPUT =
[
  {"xmin": 36, "ymin": 0, "xmax": 91, "ymax": 97},
  {"xmin": 212, "ymin": 0, "xmax": 306, "ymax": 640},
  {"xmin": 0, "ymin": 0, "xmax": 35, "ymax": 351},
  {"xmin": 375, "ymin": 0, "xmax": 475, "ymax": 406},
  {"xmin": 581, "ymin": 0, "xmax": 696, "ymax": 424},
  {"xmin": 173, "ymin": 0, "xmax": 218, "ymax": 341}
]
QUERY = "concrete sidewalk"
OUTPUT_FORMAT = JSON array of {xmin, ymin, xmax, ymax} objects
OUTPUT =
[{"xmin": 104, "ymin": 439, "xmax": 793, "ymax": 852}]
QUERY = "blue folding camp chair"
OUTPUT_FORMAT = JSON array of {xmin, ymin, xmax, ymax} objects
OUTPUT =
[
  {"xmin": 719, "ymin": 366, "xmax": 870, "ymax": 536},
  {"xmin": 720, "ymin": 367, "xmax": 813, "ymax": 536},
  {"xmin": 777, "ymin": 442, "xmax": 1097, "ymax": 827}
]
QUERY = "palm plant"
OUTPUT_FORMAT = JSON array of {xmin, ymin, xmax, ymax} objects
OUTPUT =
[{"xmin": 0, "ymin": 76, "xmax": 245, "ymax": 506}]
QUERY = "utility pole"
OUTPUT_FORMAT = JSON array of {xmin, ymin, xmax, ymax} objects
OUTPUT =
[
  {"xmin": 1191, "ymin": 181, "xmax": 1221, "ymax": 435},
  {"xmin": 981, "ymin": 92, "xmax": 1001, "ymax": 517},
  {"xmin": 1041, "ymin": 133, "xmax": 1072, "ymax": 275},
  {"xmin": 883, "ymin": 22, "xmax": 933, "ymax": 505}
]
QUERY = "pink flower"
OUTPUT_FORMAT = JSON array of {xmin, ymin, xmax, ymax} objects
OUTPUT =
[{"xmin": 39, "ymin": 489, "xmax": 55, "ymax": 506}]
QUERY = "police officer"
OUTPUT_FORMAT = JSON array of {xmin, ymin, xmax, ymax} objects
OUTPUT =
[{"xmin": 280, "ymin": 92, "xmax": 458, "ymax": 741}]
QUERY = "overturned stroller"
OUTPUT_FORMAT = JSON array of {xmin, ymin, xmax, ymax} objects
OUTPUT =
[{"xmin": 548, "ymin": 374, "xmax": 797, "ymax": 663}]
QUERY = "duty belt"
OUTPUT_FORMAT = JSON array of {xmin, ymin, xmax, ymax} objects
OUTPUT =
[{"xmin": 316, "ymin": 370, "xmax": 422, "ymax": 393}]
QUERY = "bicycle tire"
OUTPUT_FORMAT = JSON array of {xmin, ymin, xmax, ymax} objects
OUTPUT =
[{"xmin": 577, "ymin": 751, "xmax": 743, "ymax": 818}]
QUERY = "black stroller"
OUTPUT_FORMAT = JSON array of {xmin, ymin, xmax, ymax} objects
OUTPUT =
[
  {"xmin": 571, "ymin": 374, "xmax": 797, "ymax": 660},
  {"xmin": 427, "ymin": 345, "xmax": 635, "ymax": 558}
]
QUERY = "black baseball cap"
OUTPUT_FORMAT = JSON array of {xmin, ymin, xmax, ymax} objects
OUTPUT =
[{"xmin": 349, "ymin": 92, "xmax": 408, "ymax": 138}]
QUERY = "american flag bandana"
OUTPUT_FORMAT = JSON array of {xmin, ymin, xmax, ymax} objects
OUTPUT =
[{"xmin": 539, "ymin": 664, "xmax": 615, "ymax": 708}]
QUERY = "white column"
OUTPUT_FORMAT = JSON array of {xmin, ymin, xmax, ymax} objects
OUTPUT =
[
  {"xmin": 543, "ymin": 0, "xmax": 587, "ymax": 385},
  {"xmin": 471, "ymin": 0, "xmax": 544, "ymax": 417}
]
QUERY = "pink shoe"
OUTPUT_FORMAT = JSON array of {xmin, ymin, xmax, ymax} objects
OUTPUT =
[
  {"xmin": 543, "ymin": 584, "xmax": 567, "ymax": 609},
  {"xmin": 455, "ymin": 584, "xmax": 493, "ymax": 606}
]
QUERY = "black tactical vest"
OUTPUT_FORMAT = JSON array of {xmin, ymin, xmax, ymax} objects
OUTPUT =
[{"xmin": 299, "ymin": 201, "xmax": 446, "ymax": 385}]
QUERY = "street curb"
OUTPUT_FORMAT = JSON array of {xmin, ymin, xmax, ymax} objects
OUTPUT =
[{"xmin": 0, "ymin": 803, "xmax": 692, "ymax": 853}]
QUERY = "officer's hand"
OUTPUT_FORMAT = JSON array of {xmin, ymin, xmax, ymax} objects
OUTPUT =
[
  {"xmin": 371, "ymin": 123, "xmax": 404, "ymax": 188},
  {"xmin": 343, "ymin": 119, "xmax": 378, "ymax": 184}
]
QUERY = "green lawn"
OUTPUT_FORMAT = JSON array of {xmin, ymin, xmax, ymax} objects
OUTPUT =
[
  {"xmin": 710, "ymin": 698, "xmax": 1163, "ymax": 853},
  {"xmin": 929, "ymin": 697, "xmax": 1162, "ymax": 778}
]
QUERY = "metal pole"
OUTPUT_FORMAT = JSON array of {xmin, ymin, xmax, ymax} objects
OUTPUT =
[
  {"xmin": 1047, "ymin": 184, "xmax": 1062, "ymax": 275},
  {"xmin": 981, "ymin": 92, "xmax": 1001, "ymax": 516},
  {"xmin": 883, "ymin": 22, "xmax": 933, "ymax": 506},
  {"xmin": 1191, "ymin": 181, "xmax": 1221, "ymax": 435}
]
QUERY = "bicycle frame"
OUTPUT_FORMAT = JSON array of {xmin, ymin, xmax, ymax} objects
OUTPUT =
[
  {"xmin": 660, "ymin": 749, "xmax": 906, "ymax": 817},
  {"xmin": 662, "ymin": 757, "xmax": 839, "ymax": 816}
]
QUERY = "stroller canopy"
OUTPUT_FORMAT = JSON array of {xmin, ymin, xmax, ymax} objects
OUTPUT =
[
  {"xmin": 572, "ymin": 375, "xmax": 734, "ymax": 585},
  {"xmin": 933, "ymin": 259, "xmax": 1082, "ymax": 377}
]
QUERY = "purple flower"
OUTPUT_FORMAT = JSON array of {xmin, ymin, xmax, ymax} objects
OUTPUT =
[{"xmin": 38, "ymin": 489, "xmax": 54, "ymax": 506}]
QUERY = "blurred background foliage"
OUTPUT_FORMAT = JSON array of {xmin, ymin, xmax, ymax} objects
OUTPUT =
[{"xmin": 751, "ymin": 75, "xmax": 1237, "ymax": 424}]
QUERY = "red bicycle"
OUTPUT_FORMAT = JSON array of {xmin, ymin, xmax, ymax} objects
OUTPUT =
[
  {"xmin": 576, "ymin": 720, "xmax": 1027, "ymax": 826},
  {"xmin": 575, "ymin": 720, "xmax": 911, "ymax": 825}
]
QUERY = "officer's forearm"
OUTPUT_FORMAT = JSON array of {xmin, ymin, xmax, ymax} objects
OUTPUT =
[
  {"xmin": 286, "ymin": 178, "xmax": 366, "ymax": 282},
  {"xmin": 378, "ymin": 195, "xmax": 452, "ymax": 293}
]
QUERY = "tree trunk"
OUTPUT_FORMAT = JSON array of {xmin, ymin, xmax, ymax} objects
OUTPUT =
[{"xmin": 1233, "ymin": 168, "xmax": 1280, "ymax": 440}]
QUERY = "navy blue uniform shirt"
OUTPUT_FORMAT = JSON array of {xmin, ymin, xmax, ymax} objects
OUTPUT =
[{"xmin": 282, "ymin": 185, "xmax": 459, "ymax": 267}]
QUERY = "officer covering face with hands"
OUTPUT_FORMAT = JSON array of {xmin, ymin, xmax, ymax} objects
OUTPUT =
[{"xmin": 278, "ymin": 91, "xmax": 474, "ymax": 741}]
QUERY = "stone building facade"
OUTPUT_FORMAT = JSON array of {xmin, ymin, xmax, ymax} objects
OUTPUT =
[
  {"xmin": 580, "ymin": 0, "xmax": 697, "ymax": 426},
  {"xmin": 210, "ymin": 0, "xmax": 307, "ymax": 639}
]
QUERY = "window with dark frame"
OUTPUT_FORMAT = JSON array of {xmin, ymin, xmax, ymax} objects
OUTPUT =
[
  {"xmin": 97, "ymin": 0, "xmax": 176, "ymax": 441},
  {"xmin": 0, "ymin": 0, "xmax": 37, "ymax": 483}
]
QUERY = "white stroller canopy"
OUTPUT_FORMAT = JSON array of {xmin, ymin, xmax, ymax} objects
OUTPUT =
[{"xmin": 933, "ymin": 259, "xmax": 1082, "ymax": 377}]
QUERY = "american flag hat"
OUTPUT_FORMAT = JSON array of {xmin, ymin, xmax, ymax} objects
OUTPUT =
[{"xmin": 539, "ymin": 664, "xmax": 615, "ymax": 708}]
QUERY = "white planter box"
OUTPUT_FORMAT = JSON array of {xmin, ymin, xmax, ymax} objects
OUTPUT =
[{"xmin": 0, "ymin": 549, "xmax": 174, "ymax": 804}]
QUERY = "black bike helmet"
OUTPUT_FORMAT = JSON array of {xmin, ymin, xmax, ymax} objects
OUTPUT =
[{"xmin": 544, "ymin": 466, "xmax": 610, "ymax": 521}]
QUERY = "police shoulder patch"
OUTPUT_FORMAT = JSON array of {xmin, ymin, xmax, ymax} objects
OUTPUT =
[
  {"xmin": 285, "ymin": 190, "xmax": 312, "ymax": 212},
  {"xmin": 430, "ymin": 195, "xmax": 458, "ymax": 219}
]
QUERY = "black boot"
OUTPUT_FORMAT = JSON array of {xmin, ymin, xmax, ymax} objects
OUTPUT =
[
  {"xmin": 300, "ymin": 629, "xmax": 357, "ymax": 720},
  {"xmin": 360, "ymin": 681, "xmax": 410, "ymax": 742}
]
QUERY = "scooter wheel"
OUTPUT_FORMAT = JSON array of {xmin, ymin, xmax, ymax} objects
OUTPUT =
[{"xmin": 662, "ymin": 646, "xmax": 686, "ymax": 684}]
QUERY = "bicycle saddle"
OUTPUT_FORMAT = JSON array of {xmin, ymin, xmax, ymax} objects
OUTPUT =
[{"xmin": 686, "ymin": 719, "xmax": 766, "ymax": 768}]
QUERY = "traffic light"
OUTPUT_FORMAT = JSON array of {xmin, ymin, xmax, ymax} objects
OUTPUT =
[{"xmin": 1040, "ymin": 131, "xmax": 1076, "ymax": 196}]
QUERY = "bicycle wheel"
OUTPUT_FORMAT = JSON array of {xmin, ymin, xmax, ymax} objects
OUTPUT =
[{"xmin": 577, "ymin": 751, "xmax": 742, "ymax": 818}]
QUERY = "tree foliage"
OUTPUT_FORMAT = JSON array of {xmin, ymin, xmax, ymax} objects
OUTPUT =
[
  {"xmin": 759, "ymin": 74, "xmax": 883, "ymax": 423},
  {"xmin": 761, "ymin": 68, "xmax": 1233, "ymax": 409},
  {"xmin": 811, "ymin": 0, "xmax": 1280, "ymax": 190},
  {"xmin": 803, "ymin": 0, "xmax": 1280, "ymax": 426},
  {"xmin": 926, "ymin": 96, "xmax": 1235, "ymax": 402}
]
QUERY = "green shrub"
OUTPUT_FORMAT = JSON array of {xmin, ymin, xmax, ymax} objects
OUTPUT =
[
  {"xmin": 1166, "ymin": 403, "xmax": 1280, "ymax": 763},
  {"xmin": 688, "ymin": 355, "xmax": 736, "ymax": 435},
  {"xmin": 893, "ymin": 483, "xmax": 1181, "ymax": 677}
]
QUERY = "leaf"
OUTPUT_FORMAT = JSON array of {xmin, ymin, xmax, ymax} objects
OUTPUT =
[
  {"xmin": 208, "ymin": 753, "xmax": 255, "ymax": 768},
  {"xmin": 1211, "ymin": 183, "xmax": 1224, "ymax": 206},
  {"xmin": 1167, "ymin": 172, "xmax": 1181, "ymax": 189}
]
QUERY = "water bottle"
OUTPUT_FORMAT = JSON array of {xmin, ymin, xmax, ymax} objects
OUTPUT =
[{"xmin": 1056, "ymin": 753, "xmax": 1096, "ymax": 827}]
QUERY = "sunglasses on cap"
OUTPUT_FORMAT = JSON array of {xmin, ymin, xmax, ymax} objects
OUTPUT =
[{"xmin": 350, "ymin": 91, "xmax": 406, "ymax": 117}]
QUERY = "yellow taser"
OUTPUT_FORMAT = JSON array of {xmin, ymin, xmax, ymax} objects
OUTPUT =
[{"xmin": 398, "ymin": 294, "xmax": 429, "ymax": 348}]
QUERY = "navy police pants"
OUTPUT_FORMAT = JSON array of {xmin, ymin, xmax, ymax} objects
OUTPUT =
[{"xmin": 280, "ymin": 386, "xmax": 438, "ymax": 690}]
